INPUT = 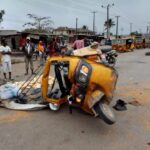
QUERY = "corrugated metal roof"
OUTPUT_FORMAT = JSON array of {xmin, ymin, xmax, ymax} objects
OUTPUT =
[
  {"xmin": 54, "ymin": 27, "xmax": 94, "ymax": 33},
  {"xmin": 0, "ymin": 30, "xmax": 19, "ymax": 36},
  {"xmin": 21, "ymin": 31, "xmax": 53, "ymax": 36}
]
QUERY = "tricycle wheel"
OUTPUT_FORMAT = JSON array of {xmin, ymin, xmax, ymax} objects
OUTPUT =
[
  {"xmin": 94, "ymin": 101, "xmax": 116, "ymax": 125},
  {"xmin": 49, "ymin": 103, "xmax": 60, "ymax": 111}
]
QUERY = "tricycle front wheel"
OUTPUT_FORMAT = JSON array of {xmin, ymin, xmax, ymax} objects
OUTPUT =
[{"xmin": 94, "ymin": 101, "xmax": 116, "ymax": 125}]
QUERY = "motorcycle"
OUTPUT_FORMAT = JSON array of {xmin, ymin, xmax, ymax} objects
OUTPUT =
[
  {"xmin": 101, "ymin": 49, "xmax": 118, "ymax": 67},
  {"xmin": 100, "ymin": 40, "xmax": 118, "ymax": 66},
  {"xmin": 42, "ymin": 55, "xmax": 118, "ymax": 125}
]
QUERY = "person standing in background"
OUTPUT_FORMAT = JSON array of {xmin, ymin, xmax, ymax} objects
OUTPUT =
[
  {"xmin": 72, "ymin": 36, "xmax": 84, "ymax": 49},
  {"xmin": 37, "ymin": 40, "xmax": 45, "ymax": 66},
  {"xmin": 22, "ymin": 37, "xmax": 35, "ymax": 75},
  {"xmin": 0, "ymin": 43, "xmax": 2, "ymax": 74},
  {"xmin": 84, "ymin": 37, "xmax": 91, "ymax": 47},
  {"xmin": 90, "ymin": 42, "xmax": 103, "ymax": 61},
  {"xmin": 0, "ymin": 39, "xmax": 12, "ymax": 81},
  {"xmin": 48, "ymin": 38, "xmax": 58, "ymax": 56},
  {"xmin": 43, "ymin": 42, "xmax": 48, "ymax": 60}
]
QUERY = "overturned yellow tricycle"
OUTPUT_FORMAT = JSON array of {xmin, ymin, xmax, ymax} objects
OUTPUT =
[{"xmin": 42, "ymin": 55, "xmax": 118, "ymax": 125}]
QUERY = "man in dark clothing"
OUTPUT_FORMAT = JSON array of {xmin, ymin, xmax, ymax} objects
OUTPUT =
[
  {"xmin": 84, "ymin": 37, "xmax": 91, "ymax": 47},
  {"xmin": 22, "ymin": 37, "xmax": 35, "ymax": 75}
]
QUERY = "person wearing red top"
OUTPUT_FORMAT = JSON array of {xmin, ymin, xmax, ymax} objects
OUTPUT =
[
  {"xmin": 48, "ymin": 38, "xmax": 58, "ymax": 56},
  {"xmin": 37, "ymin": 40, "xmax": 45, "ymax": 66},
  {"xmin": 19, "ymin": 37, "xmax": 26, "ymax": 50}
]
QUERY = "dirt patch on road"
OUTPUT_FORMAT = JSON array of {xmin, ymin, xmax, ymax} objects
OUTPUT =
[
  {"xmin": 136, "ymin": 111, "xmax": 150, "ymax": 131},
  {"xmin": 0, "ymin": 111, "xmax": 31, "ymax": 123},
  {"xmin": 116, "ymin": 83, "xmax": 150, "ymax": 105}
]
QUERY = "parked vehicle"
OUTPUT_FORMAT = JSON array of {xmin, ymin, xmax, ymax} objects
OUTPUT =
[
  {"xmin": 145, "ymin": 38, "xmax": 150, "ymax": 48},
  {"xmin": 111, "ymin": 38, "xmax": 134, "ymax": 52},
  {"xmin": 100, "ymin": 47, "xmax": 118, "ymax": 67},
  {"xmin": 125, "ymin": 38, "xmax": 134, "ymax": 50},
  {"xmin": 134, "ymin": 38, "xmax": 143, "ymax": 49},
  {"xmin": 103, "ymin": 50, "xmax": 118, "ymax": 66},
  {"xmin": 100, "ymin": 39, "xmax": 118, "ymax": 66}
]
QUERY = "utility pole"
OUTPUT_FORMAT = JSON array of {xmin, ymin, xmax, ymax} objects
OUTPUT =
[
  {"xmin": 92, "ymin": 11, "xmax": 97, "ymax": 35},
  {"xmin": 76, "ymin": 17, "xmax": 78, "ymax": 39},
  {"xmin": 139, "ymin": 28, "xmax": 142, "ymax": 34},
  {"xmin": 121, "ymin": 27, "xmax": 124, "ymax": 36},
  {"xmin": 148, "ymin": 23, "xmax": 150, "ymax": 35},
  {"xmin": 101, "ymin": 3, "xmax": 114, "ymax": 39},
  {"xmin": 115, "ymin": 16, "xmax": 120, "ymax": 39},
  {"xmin": 130, "ymin": 23, "xmax": 132, "ymax": 34},
  {"xmin": 146, "ymin": 26, "xmax": 149, "ymax": 34}
]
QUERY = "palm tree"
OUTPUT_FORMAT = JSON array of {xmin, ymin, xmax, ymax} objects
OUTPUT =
[
  {"xmin": 104, "ymin": 18, "xmax": 115, "ymax": 30},
  {"xmin": 0, "ymin": 10, "xmax": 5, "ymax": 24}
]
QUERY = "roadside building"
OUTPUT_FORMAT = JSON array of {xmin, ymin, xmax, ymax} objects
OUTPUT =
[
  {"xmin": 53, "ymin": 27, "xmax": 95, "ymax": 43},
  {"xmin": 0, "ymin": 30, "xmax": 20, "ymax": 50},
  {"xmin": 0, "ymin": 30, "xmax": 55, "ymax": 51},
  {"xmin": 53, "ymin": 26, "xmax": 94, "ymax": 36},
  {"xmin": 19, "ymin": 31, "xmax": 55, "ymax": 48}
]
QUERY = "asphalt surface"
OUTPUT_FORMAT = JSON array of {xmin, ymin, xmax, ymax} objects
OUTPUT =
[{"xmin": 0, "ymin": 49, "xmax": 150, "ymax": 150}]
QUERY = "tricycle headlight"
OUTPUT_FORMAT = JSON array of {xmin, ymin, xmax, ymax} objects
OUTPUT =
[{"xmin": 78, "ymin": 65, "xmax": 89, "ymax": 83}]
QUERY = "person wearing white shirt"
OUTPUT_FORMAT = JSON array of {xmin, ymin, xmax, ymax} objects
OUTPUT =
[{"xmin": 0, "ymin": 40, "xmax": 12, "ymax": 80}]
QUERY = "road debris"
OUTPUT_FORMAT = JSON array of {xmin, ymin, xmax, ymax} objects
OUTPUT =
[
  {"xmin": 113, "ymin": 98, "xmax": 143, "ymax": 111},
  {"xmin": 128, "ymin": 100, "xmax": 141, "ymax": 106},
  {"xmin": 0, "ymin": 76, "xmax": 54, "ymax": 111},
  {"xmin": 145, "ymin": 52, "xmax": 150, "ymax": 56},
  {"xmin": 113, "ymin": 99, "xmax": 127, "ymax": 111},
  {"xmin": 0, "ymin": 83, "xmax": 20, "ymax": 99},
  {"xmin": 0, "ymin": 100, "xmax": 47, "ymax": 110}
]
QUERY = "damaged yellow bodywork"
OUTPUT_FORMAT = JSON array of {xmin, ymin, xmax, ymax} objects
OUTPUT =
[{"xmin": 41, "ymin": 56, "xmax": 118, "ymax": 114}]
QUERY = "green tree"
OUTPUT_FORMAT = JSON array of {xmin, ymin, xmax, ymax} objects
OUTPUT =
[
  {"xmin": 0, "ymin": 10, "xmax": 5, "ymax": 24},
  {"xmin": 82, "ymin": 25, "xmax": 88, "ymax": 30},
  {"xmin": 130, "ymin": 31, "xmax": 142, "ymax": 36},
  {"xmin": 104, "ymin": 18, "xmax": 115, "ymax": 30},
  {"xmin": 23, "ymin": 13, "xmax": 53, "ymax": 32}
]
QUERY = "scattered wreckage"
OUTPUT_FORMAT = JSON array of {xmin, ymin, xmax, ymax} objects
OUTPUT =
[
  {"xmin": 0, "ymin": 46, "xmax": 118, "ymax": 125},
  {"xmin": 0, "ymin": 65, "xmax": 54, "ymax": 111}
]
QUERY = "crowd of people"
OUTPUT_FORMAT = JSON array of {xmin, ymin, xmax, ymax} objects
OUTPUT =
[
  {"xmin": 0, "ymin": 36, "xmax": 66, "ymax": 80},
  {"xmin": 0, "ymin": 36, "xmax": 102, "ymax": 81}
]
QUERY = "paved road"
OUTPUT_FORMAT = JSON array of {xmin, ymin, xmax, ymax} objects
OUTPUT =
[{"xmin": 0, "ymin": 49, "xmax": 150, "ymax": 150}]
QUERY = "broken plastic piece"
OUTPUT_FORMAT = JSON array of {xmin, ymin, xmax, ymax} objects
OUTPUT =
[
  {"xmin": 113, "ymin": 99, "xmax": 127, "ymax": 111},
  {"xmin": 1, "ymin": 101, "xmax": 47, "ymax": 110}
]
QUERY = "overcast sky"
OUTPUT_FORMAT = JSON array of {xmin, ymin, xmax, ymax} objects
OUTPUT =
[{"xmin": 1, "ymin": 0, "xmax": 150, "ymax": 34}]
